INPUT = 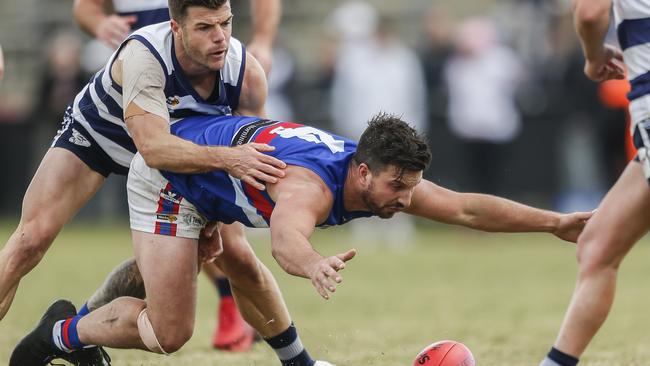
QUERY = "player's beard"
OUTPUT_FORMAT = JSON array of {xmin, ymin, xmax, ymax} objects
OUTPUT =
[{"xmin": 360, "ymin": 182, "xmax": 404, "ymax": 219}]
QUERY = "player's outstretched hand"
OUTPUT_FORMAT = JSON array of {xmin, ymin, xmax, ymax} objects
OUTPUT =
[
  {"xmin": 584, "ymin": 44, "xmax": 625, "ymax": 82},
  {"xmin": 223, "ymin": 143, "xmax": 286, "ymax": 190},
  {"xmin": 198, "ymin": 221, "xmax": 223, "ymax": 264},
  {"xmin": 308, "ymin": 249, "xmax": 357, "ymax": 300},
  {"xmin": 553, "ymin": 211, "xmax": 593, "ymax": 243},
  {"xmin": 97, "ymin": 14, "xmax": 137, "ymax": 49}
]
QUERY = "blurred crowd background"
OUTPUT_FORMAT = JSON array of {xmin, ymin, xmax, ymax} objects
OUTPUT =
[{"xmin": 0, "ymin": 0, "xmax": 631, "ymax": 219}]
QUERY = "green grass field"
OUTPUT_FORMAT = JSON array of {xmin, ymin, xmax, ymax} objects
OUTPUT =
[{"xmin": 1, "ymin": 219, "xmax": 650, "ymax": 365}]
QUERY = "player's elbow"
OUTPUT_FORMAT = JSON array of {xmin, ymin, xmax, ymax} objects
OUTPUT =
[
  {"xmin": 573, "ymin": 0, "xmax": 609, "ymax": 25},
  {"xmin": 270, "ymin": 247, "xmax": 290, "ymax": 273},
  {"xmin": 270, "ymin": 242, "xmax": 297, "ymax": 276},
  {"xmin": 138, "ymin": 144, "xmax": 165, "ymax": 169}
]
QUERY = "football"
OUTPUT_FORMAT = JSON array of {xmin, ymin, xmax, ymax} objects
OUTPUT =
[{"xmin": 413, "ymin": 340, "xmax": 475, "ymax": 366}]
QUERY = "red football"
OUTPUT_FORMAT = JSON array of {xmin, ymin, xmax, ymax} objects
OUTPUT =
[{"xmin": 413, "ymin": 340, "xmax": 475, "ymax": 366}]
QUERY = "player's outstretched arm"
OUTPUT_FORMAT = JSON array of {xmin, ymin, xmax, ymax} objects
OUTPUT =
[
  {"xmin": 405, "ymin": 180, "xmax": 592, "ymax": 243},
  {"xmin": 73, "ymin": 0, "xmax": 137, "ymax": 48},
  {"xmin": 573, "ymin": 0, "xmax": 624, "ymax": 81},
  {"xmin": 268, "ymin": 168, "xmax": 356, "ymax": 299}
]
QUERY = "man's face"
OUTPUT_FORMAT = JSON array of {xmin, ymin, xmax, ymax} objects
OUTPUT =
[
  {"xmin": 360, "ymin": 165, "xmax": 422, "ymax": 218},
  {"xmin": 176, "ymin": 4, "xmax": 233, "ymax": 71}
]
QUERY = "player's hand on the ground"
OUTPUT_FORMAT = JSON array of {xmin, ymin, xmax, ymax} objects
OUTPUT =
[
  {"xmin": 553, "ymin": 211, "xmax": 593, "ymax": 243},
  {"xmin": 308, "ymin": 249, "xmax": 357, "ymax": 300},
  {"xmin": 222, "ymin": 143, "xmax": 286, "ymax": 190},
  {"xmin": 584, "ymin": 44, "xmax": 625, "ymax": 82},
  {"xmin": 96, "ymin": 15, "xmax": 137, "ymax": 48},
  {"xmin": 198, "ymin": 221, "xmax": 223, "ymax": 263},
  {"xmin": 247, "ymin": 41, "xmax": 273, "ymax": 75}
]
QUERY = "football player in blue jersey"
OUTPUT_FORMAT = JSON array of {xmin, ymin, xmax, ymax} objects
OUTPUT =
[
  {"xmin": 73, "ymin": 0, "xmax": 281, "ymax": 352},
  {"xmin": 538, "ymin": 0, "xmax": 650, "ymax": 366},
  {"xmin": 11, "ymin": 113, "xmax": 592, "ymax": 364},
  {"xmin": 1, "ymin": 1, "xmax": 332, "ymax": 366}
]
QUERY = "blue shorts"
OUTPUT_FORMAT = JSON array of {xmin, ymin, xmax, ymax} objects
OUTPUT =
[{"xmin": 51, "ymin": 106, "xmax": 129, "ymax": 177}]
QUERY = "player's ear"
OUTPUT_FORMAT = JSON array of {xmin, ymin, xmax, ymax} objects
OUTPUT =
[
  {"xmin": 170, "ymin": 19, "xmax": 182, "ymax": 36},
  {"xmin": 358, "ymin": 163, "xmax": 372, "ymax": 188}
]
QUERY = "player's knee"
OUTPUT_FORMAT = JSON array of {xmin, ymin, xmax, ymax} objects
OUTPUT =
[
  {"xmin": 138, "ymin": 308, "xmax": 193, "ymax": 354},
  {"xmin": 576, "ymin": 235, "xmax": 621, "ymax": 276},
  {"xmin": 5, "ymin": 221, "xmax": 58, "ymax": 275}
]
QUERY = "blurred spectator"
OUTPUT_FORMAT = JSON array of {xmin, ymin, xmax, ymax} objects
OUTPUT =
[
  {"xmin": 328, "ymin": 1, "xmax": 427, "ymax": 140},
  {"xmin": 420, "ymin": 7, "xmax": 453, "ymax": 126},
  {"xmin": 327, "ymin": 1, "xmax": 427, "ymax": 244},
  {"xmin": 33, "ymin": 32, "xmax": 85, "ymax": 127},
  {"xmin": 444, "ymin": 17, "xmax": 525, "ymax": 195},
  {"xmin": 265, "ymin": 46, "xmax": 296, "ymax": 121},
  {"xmin": 418, "ymin": 6, "xmax": 455, "ymax": 186},
  {"xmin": 29, "ymin": 32, "xmax": 86, "ymax": 165}
]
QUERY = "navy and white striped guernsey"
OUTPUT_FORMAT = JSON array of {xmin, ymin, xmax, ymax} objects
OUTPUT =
[
  {"xmin": 614, "ymin": 0, "xmax": 650, "ymax": 125},
  {"xmin": 113, "ymin": 0, "xmax": 170, "ymax": 32},
  {"xmin": 160, "ymin": 115, "xmax": 374, "ymax": 228},
  {"xmin": 69, "ymin": 22, "xmax": 246, "ymax": 169}
]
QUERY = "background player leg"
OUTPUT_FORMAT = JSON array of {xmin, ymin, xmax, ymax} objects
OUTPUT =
[
  {"xmin": 215, "ymin": 223, "xmax": 329, "ymax": 366},
  {"xmin": 203, "ymin": 260, "xmax": 256, "ymax": 351},
  {"xmin": 0, "ymin": 148, "xmax": 105, "ymax": 319},
  {"xmin": 541, "ymin": 161, "xmax": 650, "ymax": 366}
]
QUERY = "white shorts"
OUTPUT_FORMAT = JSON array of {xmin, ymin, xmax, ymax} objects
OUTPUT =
[{"xmin": 128, "ymin": 153, "xmax": 207, "ymax": 239}]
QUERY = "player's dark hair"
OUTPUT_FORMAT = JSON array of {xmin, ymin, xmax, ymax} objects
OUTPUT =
[
  {"xmin": 168, "ymin": 0, "xmax": 228, "ymax": 21},
  {"xmin": 352, "ymin": 113, "xmax": 431, "ymax": 176}
]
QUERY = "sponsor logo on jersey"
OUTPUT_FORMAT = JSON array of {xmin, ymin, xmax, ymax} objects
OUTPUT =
[
  {"xmin": 160, "ymin": 190, "xmax": 181, "ymax": 204},
  {"xmin": 166, "ymin": 95, "xmax": 180, "ymax": 107},
  {"xmin": 156, "ymin": 214, "xmax": 177, "ymax": 222},
  {"xmin": 69, "ymin": 128, "xmax": 91, "ymax": 147},
  {"xmin": 182, "ymin": 213, "xmax": 207, "ymax": 228}
]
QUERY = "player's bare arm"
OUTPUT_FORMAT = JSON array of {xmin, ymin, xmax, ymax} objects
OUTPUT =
[
  {"xmin": 268, "ymin": 167, "xmax": 357, "ymax": 299},
  {"xmin": 234, "ymin": 51, "xmax": 269, "ymax": 117},
  {"xmin": 73, "ymin": 0, "xmax": 137, "ymax": 48},
  {"xmin": 247, "ymin": 0, "xmax": 281, "ymax": 74},
  {"xmin": 405, "ymin": 180, "xmax": 592, "ymax": 242},
  {"xmin": 573, "ymin": 0, "xmax": 624, "ymax": 81},
  {"xmin": 115, "ymin": 40, "xmax": 285, "ymax": 188}
]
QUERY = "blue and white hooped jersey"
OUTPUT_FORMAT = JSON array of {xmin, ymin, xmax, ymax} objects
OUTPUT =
[
  {"xmin": 161, "ymin": 115, "xmax": 373, "ymax": 228},
  {"xmin": 70, "ymin": 22, "xmax": 246, "ymax": 169},
  {"xmin": 113, "ymin": 0, "xmax": 170, "ymax": 31},
  {"xmin": 614, "ymin": 0, "xmax": 650, "ymax": 124}
]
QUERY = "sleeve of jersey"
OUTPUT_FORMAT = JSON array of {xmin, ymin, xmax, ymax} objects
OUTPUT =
[{"xmin": 119, "ymin": 40, "xmax": 170, "ymax": 121}]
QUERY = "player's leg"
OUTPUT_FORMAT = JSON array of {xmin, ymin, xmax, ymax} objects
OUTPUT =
[
  {"xmin": 540, "ymin": 161, "xmax": 650, "ymax": 366},
  {"xmin": 0, "ymin": 147, "xmax": 105, "ymax": 319},
  {"xmin": 10, "ymin": 231, "xmax": 199, "ymax": 366},
  {"xmin": 79, "ymin": 257, "xmax": 146, "ymax": 316},
  {"xmin": 215, "ymin": 223, "xmax": 333, "ymax": 366},
  {"xmin": 75, "ymin": 231, "xmax": 198, "ymax": 352},
  {"xmin": 203, "ymin": 259, "xmax": 255, "ymax": 350}
]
